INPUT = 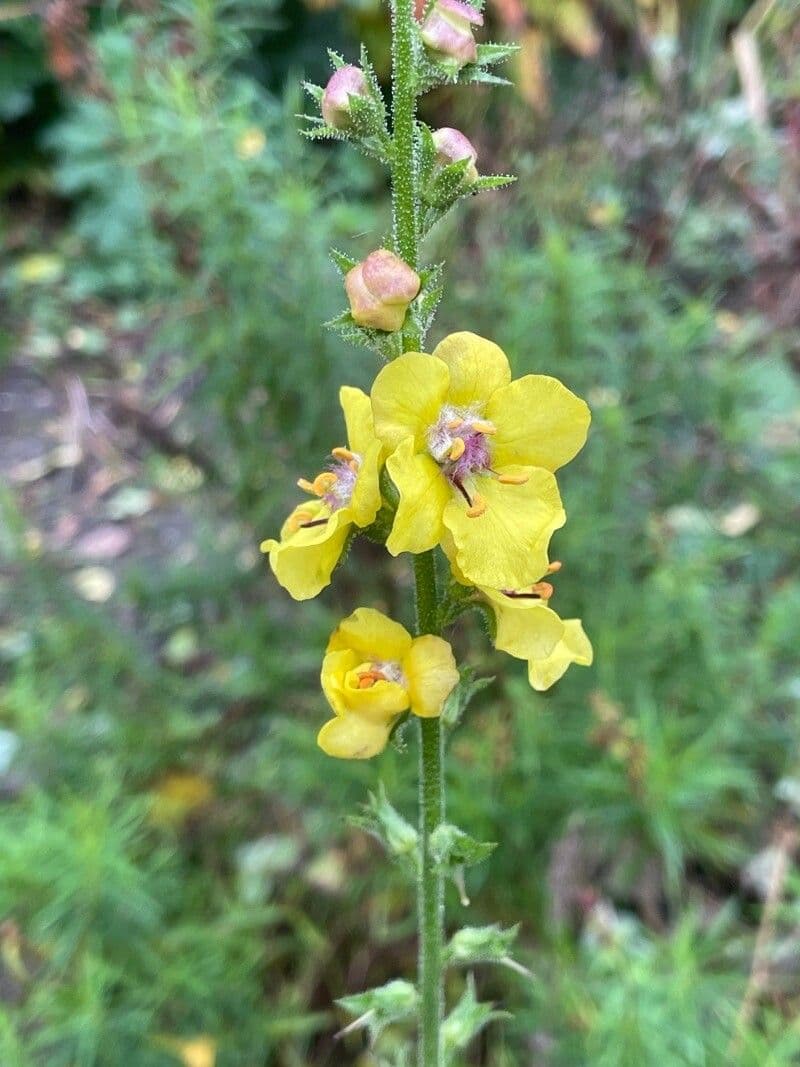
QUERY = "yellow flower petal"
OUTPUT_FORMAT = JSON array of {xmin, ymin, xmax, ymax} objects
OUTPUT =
[
  {"xmin": 326, "ymin": 607, "xmax": 413, "ymax": 662},
  {"xmin": 442, "ymin": 466, "xmax": 565, "ymax": 589},
  {"xmin": 262, "ymin": 505, "xmax": 350, "ymax": 600},
  {"xmin": 339, "ymin": 385, "xmax": 378, "ymax": 459},
  {"xmin": 340, "ymin": 669, "xmax": 411, "ymax": 719},
  {"xmin": 431, "ymin": 332, "xmax": 511, "ymax": 409},
  {"xmin": 350, "ymin": 438, "xmax": 383, "ymax": 528},
  {"xmin": 403, "ymin": 635, "xmax": 460, "ymax": 718},
  {"xmin": 482, "ymin": 588, "xmax": 566, "ymax": 661},
  {"xmin": 528, "ymin": 619, "xmax": 593, "ymax": 691},
  {"xmin": 386, "ymin": 440, "xmax": 450, "ymax": 556},
  {"xmin": 371, "ymin": 352, "xmax": 449, "ymax": 452},
  {"xmin": 317, "ymin": 715, "xmax": 392, "ymax": 759},
  {"xmin": 485, "ymin": 375, "xmax": 591, "ymax": 471},
  {"xmin": 321, "ymin": 648, "xmax": 360, "ymax": 715}
]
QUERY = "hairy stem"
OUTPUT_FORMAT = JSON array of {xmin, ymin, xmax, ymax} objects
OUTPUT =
[
  {"xmin": 390, "ymin": 2, "xmax": 445, "ymax": 1061},
  {"xmin": 391, "ymin": 0, "xmax": 422, "ymax": 353}
]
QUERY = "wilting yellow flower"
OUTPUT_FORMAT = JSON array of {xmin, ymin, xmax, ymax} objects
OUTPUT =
[
  {"xmin": 261, "ymin": 388, "xmax": 383, "ymax": 600},
  {"xmin": 318, "ymin": 608, "xmax": 459, "ymax": 759},
  {"xmin": 484, "ymin": 580, "xmax": 593, "ymax": 691},
  {"xmin": 370, "ymin": 332, "xmax": 590, "ymax": 589}
]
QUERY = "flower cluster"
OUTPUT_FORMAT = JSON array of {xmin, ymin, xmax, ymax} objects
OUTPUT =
[{"xmin": 262, "ymin": 332, "xmax": 592, "ymax": 758}]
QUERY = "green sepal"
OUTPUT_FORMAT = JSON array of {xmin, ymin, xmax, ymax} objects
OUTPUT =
[
  {"xmin": 442, "ymin": 974, "xmax": 510, "ymax": 1060},
  {"xmin": 329, "ymin": 247, "xmax": 358, "ymax": 276},
  {"xmin": 474, "ymin": 42, "xmax": 519, "ymax": 66},
  {"xmin": 350, "ymin": 783, "xmax": 418, "ymax": 869},
  {"xmin": 440, "ymin": 665, "xmax": 494, "ymax": 729},
  {"xmin": 324, "ymin": 310, "xmax": 405, "ymax": 360},
  {"xmin": 408, "ymin": 262, "xmax": 444, "ymax": 345},
  {"xmin": 444, "ymin": 923, "xmax": 522, "ymax": 969},
  {"xmin": 302, "ymin": 81, "xmax": 324, "ymax": 103},
  {"xmin": 337, "ymin": 979, "xmax": 418, "ymax": 1043},
  {"xmin": 430, "ymin": 822, "xmax": 496, "ymax": 869},
  {"xmin": 472, "ymin": 174, "xmax": 517, "ymax": 193}
]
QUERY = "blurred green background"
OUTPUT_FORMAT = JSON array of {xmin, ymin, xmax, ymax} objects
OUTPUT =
[{"xmin": 1, "ymin": 1, "xmax": 799, "ymax": 1064}]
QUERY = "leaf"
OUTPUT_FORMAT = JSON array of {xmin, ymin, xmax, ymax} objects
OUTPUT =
[
  {"xmin": 350, "ymin": 784, "xmax": 418, "ymax": 867},
  {"xmin": 441, "ymin": 666, "xmax": 494, "ymax": 728},
  {"xmin": 442, "ymin": 975, "xmax": 509, "ymax": 1060},
  {"xmin": 329, "ymin": 248, "xmax": 358, "ymax": 275}
]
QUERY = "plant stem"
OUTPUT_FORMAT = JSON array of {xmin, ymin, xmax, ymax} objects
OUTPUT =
[
  {"xmin": 391, "ymin": 0, "xmax": 422, "ymax": 353},
  {"xmin": 390, "ymin": 2, "xmax": 445, "ymax": 1060}
]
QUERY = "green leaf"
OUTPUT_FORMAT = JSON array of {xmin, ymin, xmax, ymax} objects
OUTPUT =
[
  {"xmin": 441, "ymin": 666, "xmax": 494, "ymax": 728},
  {"xmin": 329, "ymin": 248, "xmax": 358, "ymax": 275}
]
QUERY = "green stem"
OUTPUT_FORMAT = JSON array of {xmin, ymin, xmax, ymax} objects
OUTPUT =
[
  {"xmin": 391, "ymin": 0, "xmax": 422, "ymax": 353},
  {"xmin": 391, "ymin": 3, "xmax": 444, "ymax": 1061}
]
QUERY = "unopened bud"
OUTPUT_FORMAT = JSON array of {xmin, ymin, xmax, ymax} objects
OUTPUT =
[
  {"xmin": 432, "ymin": 127, "xmax": 479, "ymax": 182},
  {"xmin": 321, "ymin": 65, "xmax": 369, "ymax": 130},
  {"xmin": 420, "ymin": 0, "xmax": 483, "ymax": 70},
  {"xmin": 345, "ymin": 249, "xmax": 421, "ymax": 332}
]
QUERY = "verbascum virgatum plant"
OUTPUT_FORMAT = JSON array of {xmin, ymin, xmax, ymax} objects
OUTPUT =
[{"xmin": 260, "ymin": 3, "xmax": 593, "ymax": 1062}]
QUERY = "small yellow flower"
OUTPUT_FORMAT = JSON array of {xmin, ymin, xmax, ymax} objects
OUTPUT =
[
  {"xmin": 370, "ymin": 332, "xmax": 590, "ymax": 589},
  {"xmin": 318, "ymin": 608, "xmax": 459, "ymax": 759},
  {"xmin": 261, "ymin": 387, "xmax": 384, "ymax": 600},
  {"xmin": 484, "ymin": 583, "xmax": 592, "ymax": 690}
]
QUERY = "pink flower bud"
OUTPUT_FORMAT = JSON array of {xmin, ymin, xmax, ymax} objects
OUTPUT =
[
  {"xmin": 321, "ymin": 65, "xmax": 369, "ymax": 130},
  {"xmin": 432, "ymin": 127, "xmax": 479, "ymax": 182},
  {"xmin": 345, "ymin": 249, "xmax": 421, "ymax": 332},
  {"xmin": 420, "ymin": 0, "xmax": 483, "ymax": 69}
]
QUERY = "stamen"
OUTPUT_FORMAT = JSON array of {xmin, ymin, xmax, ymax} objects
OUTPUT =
[
  {"xmin": 446, "ymin": 417, "xmax": 464, "ymax": 430},
  {"xmin": 452, "ymin": 478, "xmax": 473, "ymax": 507},
  {"xmin": 347, "ymin": 459, "xmax": 359, "ymax": 473},
  {"xmin": 498, "ymin": 472, "xmax": 529, "ymax": 485},
  {"xmin": 312, "ymin": 472, "xmax": 337, "ymax": 495},
  {"xmin": 356, "ymin": 669, "xmax": 386, "ymax": 689},
  {"xmin": 331, "ymin": 446, "xmax": 357, "ymax": 462},
  {"xmin": 300, "ymin": 517, "xmax": 329, "ymax": 529},
  {"xmin": 466, "ymin": 493, "xmax": 487, "ymax": 519},
  {"xmin": 297, "ymin": 477, "xmax": 317, "ymax": 494},
  {"xmin": 546, "ymin": 560, "xmax": 563, "ymax": 574},
  {"xmin": 471, "ymin": 420, "xmax": 496, "ymax": 435},
  {"xmin": 449, "ymin": 437, "xmax": 466, "ymax": 461},
  {"xmin": 530, "ymin": 581, "xmax": 554, "ymax": 600}
]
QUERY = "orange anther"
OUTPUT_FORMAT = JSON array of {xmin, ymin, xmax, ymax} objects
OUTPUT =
[
  {"xmin": 297, "ymin": 477, "xmax": 316, "ymax": 494},
  {"xmin": 332, "ymin": 446, "xmax": 357, "ymax": 462},
  {"xmin": 546, "ymin": 560, "xmax": 563, "ymax": 574},
  {"xmin": 472, "ymin": 420, "xmax": 496, "ymax": 435},
  {"xmin": 498, "ymin": 472, "xmax": 529, "ymax": 485},
  {"xmin": 530, "ymin": 581, "xmax": 554, "ymax": 600},
  {"xmin": 446, "ymin": 417, "xmax": 464, "ymax": 430},
  {"xmin": 312, "ymin": 472, "xmax": 337, "ymax": 495},
  {"xmin": 465, "ymin": 494, "xmax": 487, "ymax": 519},
  {"xmin": 449, "ymin": 437, "xmax": 466, "ymax": 461}
]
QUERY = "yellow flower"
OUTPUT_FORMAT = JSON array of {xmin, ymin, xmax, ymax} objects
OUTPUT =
[
  {"xmin": 318, "ymin": 608, "xmax": 459, "ymax": 759},
  {"xmin": 480, "ymin": 567, "xmax": 593, "ymax": 691},
  {"xmin": 370, "ymin": 332, "xmax": 590, "ymax": 589},
  {"xmin": 261, "ymin": 387, "xmax": 383, "ymax": 600}
]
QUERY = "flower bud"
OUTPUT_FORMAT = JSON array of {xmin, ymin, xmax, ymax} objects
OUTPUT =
[
  {"xmin": 420, "ymin": 0, "xmax": 483, "ymax": 69},
  {"xmin": 345, "ymin": 249, "xmax": 421, "ymax": 332},
  {"xmin": 432, "ymin": 127, "xmax": 479, "ymax": 182},
  {"xmin": 321, "ymin": 65, "xmax": 368, "ymax": 130}
]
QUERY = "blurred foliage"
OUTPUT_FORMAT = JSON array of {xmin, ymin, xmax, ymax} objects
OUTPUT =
[{"xmin": 2, "ymin": 0, "xmax": 800, "ymax": 1064}]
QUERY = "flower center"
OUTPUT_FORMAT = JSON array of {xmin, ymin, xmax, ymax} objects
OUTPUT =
[
  {"xmin": 296, "ymin": 447, "xmax": 361, "ymax": 527},
  {"xmin": 427, "ymin": 406, "xmax": 497, "ymax": 512},
  {"xmin": 354, "ymin": 659, "xmax": 406, "ymax": 689}
]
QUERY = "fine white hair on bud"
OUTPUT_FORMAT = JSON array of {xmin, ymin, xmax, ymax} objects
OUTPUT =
[
  {"xmin": 420, "ymin": 0, "xmax": 484, "ymax": 70},
  {"xmin": 321, "ymin": 65, "xmax": 369, "ymax": 129},
  {"xmin": 432, "ymin": 127, "xmax": 479, "ymax": 182}
]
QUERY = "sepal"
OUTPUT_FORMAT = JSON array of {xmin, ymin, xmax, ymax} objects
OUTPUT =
[
  {"xmin": 430, "ymin": 823, "xmax": 496, "ymax": 869},
  {"xmin": 336, "ymin": 979, "xmax": 418, "ymax": 1043},
  {"xmin": 350, "ymin": 784, "xmax": 418, "ymax": 868},
  {"xmin": 444, "ymin": 923, "xmax": 530, "ymax": 976},
  {"xmin": 442, "ymin": 974, "xmax": 509, "ymax": 1061}
]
